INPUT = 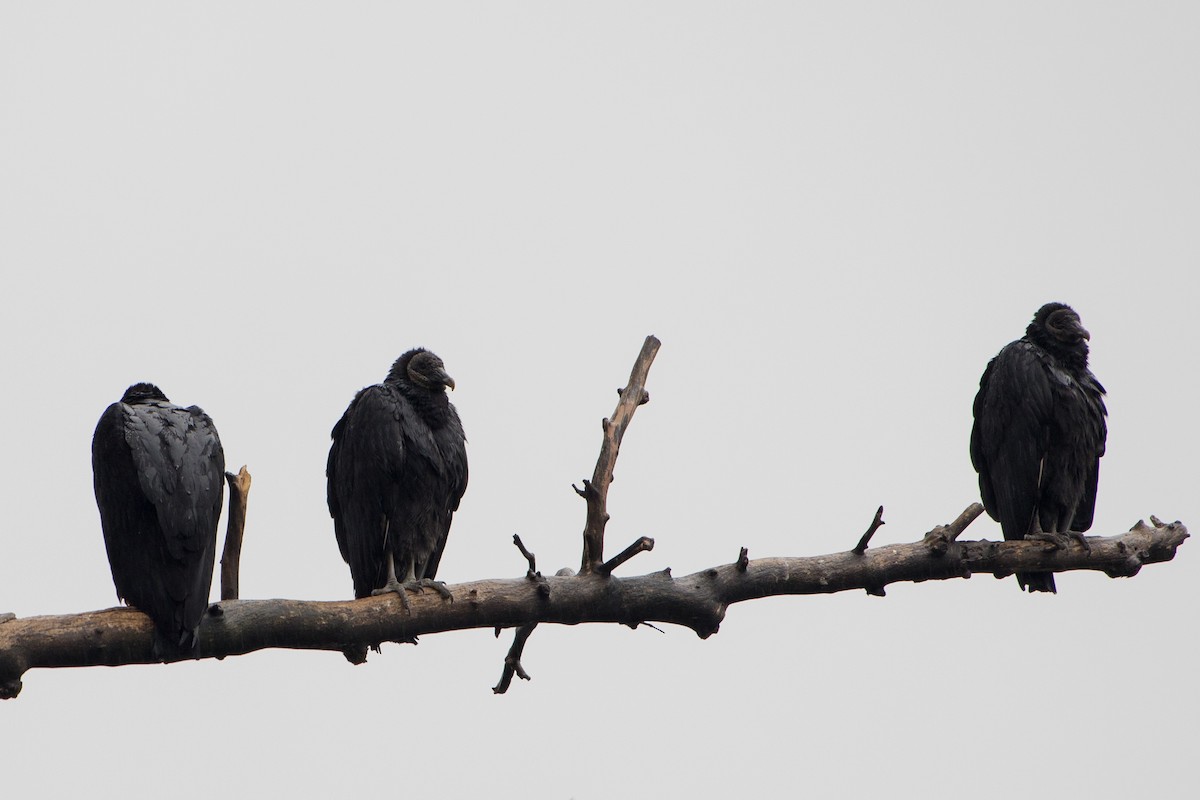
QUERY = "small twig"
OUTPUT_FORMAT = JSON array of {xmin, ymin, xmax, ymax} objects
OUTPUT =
[
  {"xmin": 598, "ymin": 536, "xmax": 655, "ymax": 576},
  {"xmin": 946, "ymin": 503, "xmax": 985, "ymax": 539},
  {"xmin": 493, "ymin": 623, "xmax": 537, "ymax": 694},
  {"xmin": 736, "ymin": 547, "xmax": 749, "ymax": 572},
  {"xmin": 512, "ymin": 534, "xmax": 538, "ymax": 576},
  {"xmin": 852, "ymin": 506, "xmax": 886, "ymax": 555},
  {"xmin": 924, "ymin": 502, "xmax": 985, "ymax": 555},
  {"xmin": 579, "ymin": 335, "xmax": 661, "ymax": 574},
  {"xmin": 511, "ymin": 536, "xmax": 551, "ymax": 597},
  {"xmin": 220, "ymin": 466, "xmax": 252, "ymax": 601}
]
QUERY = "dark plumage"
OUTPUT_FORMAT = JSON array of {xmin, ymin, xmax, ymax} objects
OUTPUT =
[
  {"xmin": 327, "ymin": 349, "xmax": 468, "ymax": 605},
  {"xmin": 970, "ymin": 303, "xmax": 1108, "ymax": 593},
  {"xmin": 92, "ymin": 383, "xmax": 225, "ymax": 656}
]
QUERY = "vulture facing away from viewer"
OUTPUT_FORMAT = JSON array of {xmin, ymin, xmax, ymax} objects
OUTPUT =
[
  {"xmin": 327, "ymin": 348, "xmax": 468, "ymax": 608},
  {"xmin": 970, "ymin": 302, "xmax": 1108, "ymax": 593},
  {"xmin": 92, "ymin": 383, "xmax": 225, "ymax": 657}
]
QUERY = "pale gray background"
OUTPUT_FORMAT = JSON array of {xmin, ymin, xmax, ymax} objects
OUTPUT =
[{"xmin": 2, "ymin": 3, "xmax": 1196, "ymax": 798}]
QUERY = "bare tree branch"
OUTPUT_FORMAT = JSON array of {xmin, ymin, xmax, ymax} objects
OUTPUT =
[
  {"xmin": 220, "ymin": 466, "xmax": 252, "ymax": 601},
  {"xmin": 598, "ymin": 536, "xmax": 655, "ymax": 576},
  {"xmin": 511, "ymin": 534, "xmax": 538, "ymax": 578},
  {"xmin": 577, "ymin": 335, "xmax": 660, "ymax": 574},
  {"xmin": 923, "ymin": 502, "xmax": 986, "ymax": 556},
  {"xmin": 0, "ymin": 514, "xmax": 1187, "ymax": 698},
  {"xmin": 852, "ymin": 506, "xmax": 886, "ymax": 555},
  {"xmin": 493, "ymin": 623, "xmax": 537, "ymax": 694},
  {"xmin": 0, "ymin": 337, "xmax": 1189, "ymax": 701}
]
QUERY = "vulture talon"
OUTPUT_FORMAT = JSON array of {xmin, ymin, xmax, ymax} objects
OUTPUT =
[
  {"xmin": 419, "ymin": 578, "xmax": 454, "ymax": 601},
  {"xmin": 1067, "ymin": 531, "xmax": 1091, "ymax": 553},
  {"xmin": 1025, "ymin": 531, "xmax": 1071, "ymax": 552},
  {"xmin": 372, "ymin": 580, "xmax": 413, "ymax": 614}
]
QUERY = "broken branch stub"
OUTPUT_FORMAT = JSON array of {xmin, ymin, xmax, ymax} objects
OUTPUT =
[{"xmin": 220, "ymin": 466, "xmax": 252, "ymax": 601}]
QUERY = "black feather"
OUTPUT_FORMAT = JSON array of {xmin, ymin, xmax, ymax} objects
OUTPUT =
[
  {"xmin": 327, "ymin": 349, "xmax": 468, "ymax": 598},
  {"xmin": 970, "ymin": 303, "xmax": 1107, "ymax": 593},
  {"xmin": 92, "ymin": 383, "xmax": 225, "ymax": 656}
]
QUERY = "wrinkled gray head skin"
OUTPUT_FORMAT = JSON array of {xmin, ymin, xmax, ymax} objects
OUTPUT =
[
  {"xmin": 387, "ymin": 348, "xmax": 455, "ymax": 391},
  {"xmin": 1027, "ymin": 302, "xmax": 1091, "ymax": 364},
  {"xmin": 1029, "ymin": 302, "xmax": 1090, "ymax": 343},
  {"xmin": 120, "ymin": 383, "xmax": 170, "ymax": 404}
]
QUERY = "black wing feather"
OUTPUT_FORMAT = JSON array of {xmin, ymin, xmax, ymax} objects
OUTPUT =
[
  {"xmin": 93, "ymin": 397, "xmax": 224, "ymax": 654},
  {"xmin": 328, "ymin": 380, "xmax": 468, "ymax": 596},
  {"xmin": 1068, "ymin": 372, "xmax": 1107, "ymax": 532},
  {"xmin": 328, "ymin": 386, "xmax": 400, "ymax": 597},
  {"xmin": 124, "ymin": 402, "xmax": 225, "ymax": 563},
  {"xmin": 971, "ymin": 341, "xmax": 1054, "ymax": 543},
  {"xmin": 421, "ymin": 403, "xmax": 468, "ymax": 581}
]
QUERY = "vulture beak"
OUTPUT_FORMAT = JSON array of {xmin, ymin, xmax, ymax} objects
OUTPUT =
[
  {"xmin": 1066, "ymin": 314, "xmax": 1091, "ymax": 342},
  {"xmin": 443, "ymin": 374, "xmax": 456, "ymax": 391}
]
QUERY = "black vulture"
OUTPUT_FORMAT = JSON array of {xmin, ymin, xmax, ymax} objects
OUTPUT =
[
  {"xmin": 92, "ymin": 383, "xmax": 225, "ymax": 656},
  {"xmin": 327, "ymin": 348, "xmax": 468, "ymax": 609},
  {"xmin": 970, "ymin": 303, "xmax": 1108, "ymax": 593}
]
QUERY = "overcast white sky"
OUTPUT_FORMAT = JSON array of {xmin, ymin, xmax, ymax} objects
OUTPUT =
[{"xmin": 2, "ymin": 3, "xmax": 1197, "ymax": 798}]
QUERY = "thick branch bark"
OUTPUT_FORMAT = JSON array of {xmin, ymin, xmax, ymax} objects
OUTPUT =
[{"xmin": 1, "ymin": 514, "xmax": 1186, "ymax": 699}]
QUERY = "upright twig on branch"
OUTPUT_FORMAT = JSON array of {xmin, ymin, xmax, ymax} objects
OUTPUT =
[
  {"xmin": 598, "ymin": 536, "xmax": 655, "ymax": 576},
  {"xmin": 853, "ymin": 506, "xmax": 886, "ymax": 555},
  {"xmin": 575, "ymin": 335, "xmax": 661, "ymax": 575},
  {"xmin": 736, "ymin": 547, "xmax": 749, "ymax": 572},
  {"xmin": 498, "ymin": 338, "xmax": 661, "ymax": 688},
  {"xmin": 923, "ymin": 502, "xmax": 985, "ymax": 556},
  {"xmin": 220, "ymin": 466, "xmax": 252, "ymax": 602},
  {"xmin": 511, "ymin": 534, "xmax": 538, "ymax": 578}
]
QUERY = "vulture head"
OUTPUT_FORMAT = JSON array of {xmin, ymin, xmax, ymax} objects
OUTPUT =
[
  {"xmin": 1027, "ymin": 302, "xmax": 1091, "ymax": 362},
  {"xmin": 388, "ymin": 348, "xmax": 456, "ymax": 392},
  {"xmin": 120, "ymin": 383, "xmax": 170, "ymax": 404}
]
